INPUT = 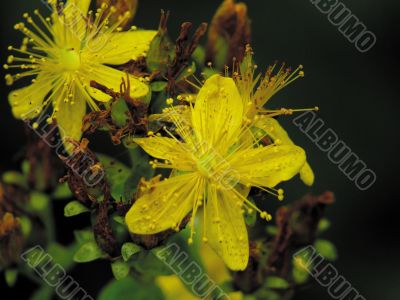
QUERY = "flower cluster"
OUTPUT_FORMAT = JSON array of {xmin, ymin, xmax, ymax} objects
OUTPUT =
[{"xmin": 4, "ymin": 0, "xmax": 317, "ymax": 274}]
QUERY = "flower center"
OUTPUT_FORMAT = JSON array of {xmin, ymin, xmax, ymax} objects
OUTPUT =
[{"xmin": 59, "ymin": 48, "xmax": 81, "ymax": 71}]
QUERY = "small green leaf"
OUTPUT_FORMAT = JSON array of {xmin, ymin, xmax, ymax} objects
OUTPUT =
[
  {"xmin": 318, "ymin": 218, "xmax": 331, "ymax": 233},
  {"xmin": 5, "ymin": 269, "xmax": 18, "ymax": 287},
  {"xmin": 64, "ymin": 201, "xmax": 89, "ymax": 217},
  {"xmin": 214, "ymin": 36, "xmax": 229, "ymax": 70},
  {"xmin": 47, "ymin": 243, "xmax": 74, "ymax": 269},
  {"xmin": 192, "ymin": 45, "xmax": 205, "ymax": 66},
  {"xmin": 113, "ymin": 215, "xmax": 126, "ymax": 225},
  {"xmin": 111, "ymin": 97, "xmax": 131, "ymax": 128},
  {"xmin": 201, "ymin": 67, "xmax": 218, "ymax": 79},
  {"xmin": 314, "ymin": 239, "xmax": 338, "ymax": 261},
  {"xmin": 111, "ymin": 259, "xmax": 130, "ymax": 280},
  {"xmin": 175, "ymin": 61, "xmax": 196, "ymax": 83},
  {"xmin": 31, "ymin": 286, "xmax": 53, "ymax": 300},
  {"xmin": 99, "ymin": 277, "xmax": 164, "ymax": 300},
  {"xmin": 21, "ymin": 160, "xmax": 30, "ymax": 176},
  {"xmin": 150, "ymin": 81, "xmax": 167, "ymax": 92},
  {"xmin": 19, "ymin": 216, "xmax": 32, "ymax": 237},
  {"xmin": 265, "ymin": 276, "xmax": 290, "ymax": 289},
  {"xmin": 255, "ymin": 289, "xmax": 280, "ymax": 300},
  {"xmin": 244, "ymin": 198, "xmax": 257, "ymax": 226},
  {"xmin": 147, "ymin": 27, "xmax": 174, "ymax": 75},
  {"xmin": 74, "ymin": 229, "xmax": 95, "ymax": 244},
  {"xmin": 73, "ymin": 241, "xmax": 103, "ymax": 263},
  {"xmin": 29, "ymin": 192, "xmax": 49, "ymax": 212},
  {"xmin": 121, "ymin": 243, "xmax": 141, "ymax": 262},
  {"xmin": 52, "ymin": 183, "xmax": 72, "ymax": 199},
  {"xmin": 97, "ymin": 154, "xmax": 131, "ymax": 202},
  {"xmin": 123, "ymin": 145, "xmax": 154, "ymax": 201},
  {"xmin": 2, "ymin": 171, "xmax": 27, "ymax": 188},
  {"xmin": 266, "ymin": 226, "xmax": 278, "ymax": 236},
  {"xmin": 292, "ymin": 257, "xmax": 310, "ymax": 284}
]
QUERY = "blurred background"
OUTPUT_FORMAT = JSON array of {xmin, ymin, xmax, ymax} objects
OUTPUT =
[{"xmin": 1, "ymin": 0, "xmax": 399, "ymax": 299}]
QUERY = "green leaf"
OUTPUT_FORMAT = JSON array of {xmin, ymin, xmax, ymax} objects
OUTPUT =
[
  {"xmin": 131, "ymin": 249, "xmax": 173, "ymax": 277},
  {"xmin": 123, "ymin": 145, "xmax": 154, "ymax": 201},
  {"xmin": 52, "ymin": 183, "xmax": 72, "ymax": 199},
  {"xmin": 201, "ymin": 67, "xmax": 218, "ymax": 80},
  {"xmin": 266, "ymin": 226, "xmax": 278, "ymax": 236},
  {"xmin": 147, "ymin": 27, "xmax": 174, "ymax": 75},
  {"xmin": 244, "ymin": 199, "xmax": 257, "ymax": 226},
  {"xmin": 111, "ymin": 259, "xmax": 130, "ymax": 280},
  {"xmin": 265, "ymin": 276, "xmax": 290, "ymax": 289},
  {"xmin": 214, "ymin": 36, "xmax": 229, "ymax": 70},
  {"xmin": 31, "ymin": 286, "xmax": 53, "ymax": 300},
  {"xmin": 47, "ymin": 243, "xmax": 75, "ymax": 269},
  {"xmin": 21, "ymin": 160, "xmax": 30, "ymax": 176},
  {"xmin": 314, "ymin": 239, "xmax": 338, "ymax": 261},
  {"xmin": 192, "ymin": 45, "xmax": 205, "ymax": 66},
  {"xmin": 175, "ymin": 61, "xmax": 196, "ymax": 83},
  {"xmin": 5, "ymin": 269, "xmax": 18, "ymax": 287},
  {"xmin": 74, "ymin": 229, "xmax": 95, "ymax": 244},
  {"xmin": 2, "ymin": 171, "xmax": 27, "ymax": 188},
  {"xmin": 318, "ymin": 218, "xmax": 331, "ymax": 233},
  {"xmin": 73, "ymin": 241, "xmax": 103, "ymax": 263},
  {"xmin": 29, "ymin": 192, "xmax": 49, "ymax": 212},
  {"xmin": 151, "ymin": 81, "xmax": 167, "ymax": 92},
  {"xmin": 64, "ymin": 201, "xmax": 89, "ymax": 217},
  {"xmin": 99, "ymin": 277, "xmax": 164, "ymax": 300},
  {"xmin": 19, "ymin": 216, "xmax": 32, "ymax": 237},
  {"xmin": 121, "ymin": 243, "xmax": 141, "ymax": 262},
  {"xmin": 255, "ymin": 289, "xmax": 280, "ymax": 300},
  {"xmin": 292, "ymin": 257, "xmax": 310, "ymax": 284},
  {"xmin": 97, "ymin": 154, "xmax": 131, "ymax": 202},
  {"xmin": 113, "ymin": 215, "xmax": 126, "ymax": 225},
  {"xmin": 111, "ymin": 97, "xmax": 131, "ymax": 128}
]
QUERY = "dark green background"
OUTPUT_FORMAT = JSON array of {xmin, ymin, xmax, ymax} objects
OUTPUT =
[{"xmin": 1, "ymin": 0, "xmax": 399, "ymax": 299}]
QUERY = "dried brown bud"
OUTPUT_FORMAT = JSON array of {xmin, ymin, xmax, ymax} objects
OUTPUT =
[
  {"xmin": 0, "ymin": 212, "xmax": 24, "ymax": 268},
  {"xmin": 206, "ymin": 0, "xmax": 251, "ymax": 69},
  {"xmin": 97, "ymin": 0, "xmax": 138, "ymax": 29}
]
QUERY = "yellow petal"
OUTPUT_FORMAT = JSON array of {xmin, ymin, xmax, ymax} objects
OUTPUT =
[
  {"xmin": 192, "ymin": 74, "xmax": 243, "ymax": 150},
  {"xmin": 133, "ymin": 137, "xmax": 194, "ymax": 171},
  {"xmin": 255, "ymin": 117, "xmax": 315, "ymax": 186},
  {"xmin": 87, "ymin": 31, "xmax": 157, "ymax": 65},
  {"xmin": 54, "ymin": 85, "xmax": 86, "ymax": 144},
  {"xmin": 205, "ymin": 185, "xmax": 249, "ymax": 271},
  {"xmin": 299, "ymin": 162, "xmax": 315, "ymax": 186},
  {"xmin": 229, "ymin": 145, "xmax": 306, "ymax": 188},
  {"xmin": 83, "ymin": 64, "xmax": 149, "ymax": 101},
  {"xmin": 8, "ymin": 73, "xmax": 53, "ymax": 119},
  {"xmin": 54, "ymin": 0, "xmax": 90, "ymax": 48},
  {"xmin": 66, "ymin": 0, "xmax": 91, "ymax": 17},
  {"xmin": 125, "ymin": 173, "xmax": 202, "ymax": 234}
]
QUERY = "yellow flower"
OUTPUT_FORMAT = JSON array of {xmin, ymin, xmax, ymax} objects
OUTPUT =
[
  {"xmin": 4, "ymin": 0, "xmax": 156, "ymax": 142},
  {"xmin": 125, "ymin": 74, "xmax": 306, "ymax": 270},
  {"xmin": 234, "ymin": 45, "xmax": 317, "ymax": 185}
]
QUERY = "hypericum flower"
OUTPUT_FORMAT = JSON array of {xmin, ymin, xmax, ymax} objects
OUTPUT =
[
  {"xmin": 125, "ymin": 74, "xmax": 306, "ymax": 270},
  {"xmin": 4, "ymin": 0, "xmax": 156, "ymax": 142},
  {"xmin": 233, "ymin": 45, "xmax": 318, "ymax": 185},
  {"xmin": 151, "ymin": 46, "xmax": 317, "ymax": 185}
]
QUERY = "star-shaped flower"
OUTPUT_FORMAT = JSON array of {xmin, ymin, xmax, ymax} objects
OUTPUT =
[{"xmin": 4, "ymin": 0, "xmax": 156, "ymax": 142}]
